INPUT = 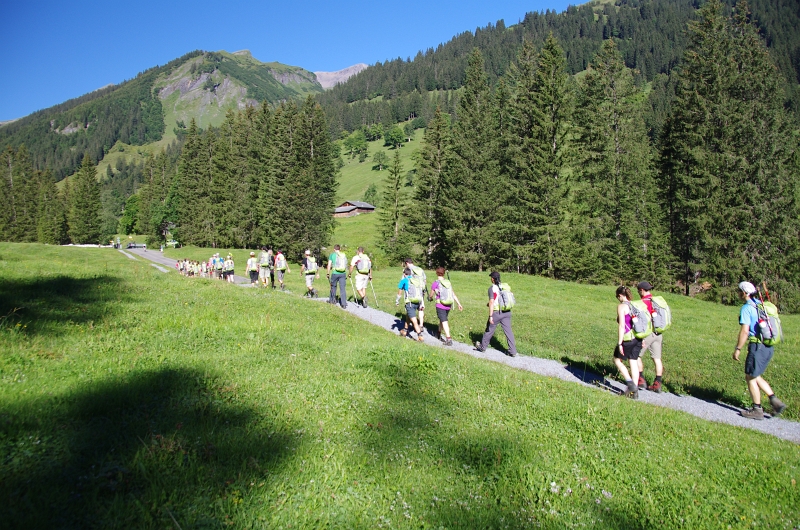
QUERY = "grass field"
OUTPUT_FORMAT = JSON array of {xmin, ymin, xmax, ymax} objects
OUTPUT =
[{"xmin": 2, "ymin": 243, "xmax": 799, "ymax": 528}]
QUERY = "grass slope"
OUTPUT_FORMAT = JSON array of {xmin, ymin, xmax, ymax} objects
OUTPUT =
[
  {"xmin": 2, "ymin": 243, "xmax": 799, "ymax": 528},
  {"xmin": 3, "ymin": 243, "xmax": 799, "ymax": 528}
]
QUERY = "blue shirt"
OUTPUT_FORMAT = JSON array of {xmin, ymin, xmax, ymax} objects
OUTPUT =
[
  {"xmin": 739, "ymin": 299, "xmax": 760, "ymax": 337},
  {"xmin": 397, "ymin": 277, "xmax": 410, "ymax": 291}
]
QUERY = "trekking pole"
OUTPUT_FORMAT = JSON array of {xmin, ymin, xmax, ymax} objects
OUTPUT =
[
  {"xmin": 761, "ymin": 281, "xmax": 773, "ymax": 303},
  {"xmin": 349, "ymin": 275, "xmax": 358, "ymax": 304},
  {"xmin": 370, "ymin": 279, "xmax": 380, "ymax": 308}
]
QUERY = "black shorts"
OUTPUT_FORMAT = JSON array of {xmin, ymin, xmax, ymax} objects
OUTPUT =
[
  {"xmin": 614, "ymin": 339, "xmax": 642, "ymax": 361},
  {"xmin": 745, "ymin": 342, "xmax": 774, "ymax": 378},
  {"xmin": 436, "ymin": 307, "xmax": 450, "ymax": 322}
]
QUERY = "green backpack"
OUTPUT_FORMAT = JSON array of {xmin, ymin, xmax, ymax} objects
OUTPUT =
[
  {"xmin": 498, "ymin": 283, "xmax": 515, "ymax": 311},
  {"xmin": 650, "ymin": 296, "xmax": 672, "ymax": 334},
  {"xmin": 627, "ymin": 301, "xmax": 653, "ymax": 339},
  {"xmin": 437, "ymin": 279, "xmax": 454, "ymax": 307},
  {"xmin": 406, "ymin": 277, "xmax": 425, "ymax": 304},
  {"xmin": 755, "ymin": 300, "xmax": 783, "ymax": 346}
]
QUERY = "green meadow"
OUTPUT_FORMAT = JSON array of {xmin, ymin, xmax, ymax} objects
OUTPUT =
[{"xmin": 2, "ymin": 243, "xmax": 798, "ymax": 528}]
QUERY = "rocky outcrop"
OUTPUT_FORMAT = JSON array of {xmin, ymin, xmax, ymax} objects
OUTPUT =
[{"xmin": 314, "ymin": 64, "xmax": 369, "ymax": 89}]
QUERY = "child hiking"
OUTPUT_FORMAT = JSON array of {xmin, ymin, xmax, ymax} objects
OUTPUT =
[
  {"xmin": 430, "ymin": 267, "xmax": 462, "ymax": 346},
  {"xmin": 301, "ymin": 249, "xmax": 319, "ymax": 298}
]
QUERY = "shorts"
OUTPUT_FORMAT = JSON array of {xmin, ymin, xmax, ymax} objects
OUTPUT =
[
  {"xmin": 249, "ymin": 270, "xmax": 259, "ymax": 282},
  {"xmin": 355, "ymin": 273, "xmax": 369, "ymax": 290},
  {"xmin": 259, "ymin": 267, "xmax": 269, "ymax": 280},
  {"xmin": 614, "ymin": 339, "xmax": 642, "ymax": 361},
  {"xmin": 276, "ymin": 270, "xmax": 286, "ymax": 283},
  {"xmin": 436, "ymin": 307, "xmax": 450, "ymax": 322},
  {"xmin": 405, "ymin": 302, "xmax": 421, "ymax": 319},
  {"xmin": 305, "ymin": 274, "xmax": 315, "ymax": 288},
  {"xmin": 641, "ymin": 332, "xmax": 663, "ymax": 359},
  {"xmin": 745, "ymin": 342, "xmax": 774, "ymax": 378}
]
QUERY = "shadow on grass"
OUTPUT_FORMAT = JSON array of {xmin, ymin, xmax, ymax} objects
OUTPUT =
[
  {"xmin": 1, "ymin": 367, "xmax": 297, "ymax": 529},
  {"xmin": 0, "ymin": 275, "xmax": 123, "ymax": 336}
]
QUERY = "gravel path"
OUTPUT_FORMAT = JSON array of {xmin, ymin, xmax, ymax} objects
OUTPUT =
[{"xmin": 123, "ymin": 249, "xmax": 800, "ymax": 444}]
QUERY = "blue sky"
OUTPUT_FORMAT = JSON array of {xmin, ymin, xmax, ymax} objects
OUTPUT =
[{"xmin": 0, "ymin": 0, "xmax": 574, "ymax": 122}]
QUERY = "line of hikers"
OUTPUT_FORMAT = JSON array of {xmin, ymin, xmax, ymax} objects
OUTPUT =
[{"xmin": 176, "ymin": 246, "xmax": 787, "ymax": 419}]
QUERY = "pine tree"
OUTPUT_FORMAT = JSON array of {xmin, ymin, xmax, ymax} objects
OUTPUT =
[
  {"xmin": 661, "ymin": 0, "xmax": 799, "ymax": 297},
  {"xmin": 572, "ymin": 39, "xmax": 668, "ymax": 284},
  {"xmin": 410, "ymin": 106, "xmax": 452, "ymax": 267},
  {"xmin": 379, "ymin": 149, "xmax": 412, "ymax": 262},
  {"xmin": 506, "ymin": 35, "xmax": 573, "ymax": 276},
  {"xmin": 67, "ymin": 154, "xmax": 102, "ymax": 244},
  {"xmin": 36, "ymin": 173, "xmax": 69, "ymax": 245}
]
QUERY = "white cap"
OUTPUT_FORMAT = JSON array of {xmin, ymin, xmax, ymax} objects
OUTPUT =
[
  {"xmin": 304, "ymin": 250, "xmax": 311, "ymax": 255},
  {"xmin": 738, "ymin": 281, "xmax": 757, "ymax": 295}
]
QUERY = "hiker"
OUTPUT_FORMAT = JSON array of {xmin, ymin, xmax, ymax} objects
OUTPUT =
[
  {"xmin": 224, "ymin": 254, "xmax": 235, "ymax": 283},
  {"xmin": 327, "ymin": 244, "xmax": 348, "ymax": 308},
  {"xmin": 636, "ymin": 281, "xmax": 665, "ymax": 393},
  {"xmin": 396, "ymin": 267, "xmax": 425, "ymax": 342},
  {"xmin": 301, "ymin": 250, "xmax": 319, "ymax": 297},
  {"xmin": 403, "ymin": 258, "xmax": 427, "ymax": 327},
  {"xmin": 214, "ymin": 253, "xmax": 224, "ymax": 279},
  {"xmin": 614, "ymin": 285, "xmax": 642, "ymax": 399},
  {"xmin": 274, "ymin": 249, "xmax": 290, "ymax": 290},
  {"xmin": 246, "ymin": 251, "xmax": 259, "ymax": 285},
  {"xmin": 733, "ymin": 281, "xmax": 787, "ymax": 419},
  {"xmin": 475, "ymin": 271, "xmax": 517, "ymax": 357},
  {"xmin": 430, "ymin": 267, "xmax": 463, "ymax": 346},
  {"xmin": 258, "ymin": 246, "xmax": 271, "ymax": 287},
  {"xmin": 348, "ymin": 247, "xmax": 372, "ymax": 307}
]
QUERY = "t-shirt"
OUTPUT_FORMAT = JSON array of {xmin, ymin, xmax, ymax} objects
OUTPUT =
[
  {"xmin": 431, "ymin": 280, "xmax": 450, "ymax": 311},
  {"xmin": 329, "ymin": 252, "xmax": 347, "ymax": 273},
  {"xmin": 488, "ymin": 284, "xmax": 500, "ymax": 312},
  {"xmin": 641, "ymin": 293, "xmax": 654, "ymax": 314},
  {"xmin": 351, "ymin": 254, "xmax": 370, "ymax": 272},
  {"xmin": 397, "ymin": 277, "xmax": 410, "ymax": 292},
  {"xmin": 740, "ymin": 299, "xmax": 760, "ymax": 337},
  {"xmin": 303, "ymin": 257, "xmax": 317, "ymax": 272}
]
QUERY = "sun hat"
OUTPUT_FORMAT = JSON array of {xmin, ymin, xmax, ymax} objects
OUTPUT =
[
  {"xmin": 738, "ymin": 281, "xmax": 757, "ymax": 295},
  {"xmin": 250, "ymin": 251, "xmax": 255, "ymax": 256},
  {"xmin": 304, "ymin": 250, "xmax": 311, "ymax": 255}
]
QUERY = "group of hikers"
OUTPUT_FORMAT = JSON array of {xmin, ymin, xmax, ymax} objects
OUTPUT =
[{"xmin": 173, "ymin": 245, "xmax": 787, "ymax": 420}]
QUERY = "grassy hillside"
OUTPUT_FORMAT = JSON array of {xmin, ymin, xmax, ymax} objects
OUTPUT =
[{"xmin": 2, "ymin": 243, "xmax": 799, "ymax": 528}]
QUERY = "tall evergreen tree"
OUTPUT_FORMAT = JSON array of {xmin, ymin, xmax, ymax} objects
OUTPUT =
[
  {"xmin": 410, "ymin": 106, "xmax": 452, "ymax": 267},
  {"xmin": 572, "ymin": 39, "xmax": 668, "ymax": 284},
  {"xmin": 379, "ymin": 149, "xmax": 412, "ymax": 262},
  {"xmin": 661, "ymin": 0, "xmax": 799, "ymax": 297},
  {"xmin": 67, "ymin": 154, "xmax": 102, "ymax": 244},
  {"xmin": 36, "ymin": 173, "xmax": 69, "ymax": 245},
  {"xmin": 506, "ymin": 36, "xmax": 573, "ymax": 276}
]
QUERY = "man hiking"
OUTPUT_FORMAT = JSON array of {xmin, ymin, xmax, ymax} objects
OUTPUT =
[
  {"xmin": 636, "ymin": 281, "xmax": 665, "ymax": 393},
  {"xmin": 327, "ymin": 244, "xmax": 348, "ymax": 309},
  {"xmin": 403, "ymin": 258, "xmax": 426, "ymax": 328},
  {"xmin": 475, "ymin": 271, "xmax": 517, "ymax": 357},
  {"xmin": 274, "ymin": 249, "xmax": 290, "ymax": 291},
  {"xmin": 246, "ymin": 252, "xmax": 260, "ymax": 285},
  {"xmin": 349, "ymin": 247, "xmax": 372, "ymax": 308},
  {"xmin": 734, "ymin": 281, "xmax": 787, "ymax": 419},
  {"xmin": 430, "ymin": 267, "xmax": 463, "ymax": 346},
  {"xmin": 258, "ymin": 246, "xmax": 271, "ymax": 287},
  {"xmin": 396, "ymin": 267, "xmax": 425, "ymax": 342},
  {"xmin": 301, "ymin": 250, "xmax": 319, "ymax": 298}
]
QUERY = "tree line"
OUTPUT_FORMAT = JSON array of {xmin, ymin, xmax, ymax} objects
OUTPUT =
[
  {"xmin": 316, "ymin": 0, "xmax": 800, "ymax": 138},
  {"xmin": 380, "ymin": 0, "xmax": 800, "ymax": 311}
]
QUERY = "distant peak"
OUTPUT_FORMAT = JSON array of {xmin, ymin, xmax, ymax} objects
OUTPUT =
[
  {"xmin": 313, "ymin": 64, "xmax": 369, "ymax": 89},
  {"xmin": 232, "ymin": 50, "xmax": 252, "ymax": 57}
]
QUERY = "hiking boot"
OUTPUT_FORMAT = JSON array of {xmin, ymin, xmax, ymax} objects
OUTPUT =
[
  {"xmin": 417, "ymin": 335, "xmax": 424, "ymax": 342},
  {"xmin": 362, "ymin": 297, "xmax": 368, "ymax": 308},
  {"xmin": 312, "ymin": 288, "xmax": 318, "ymax": 298},
  {"xmin": 638, "ymin": 376, "xmax": 646, "ymax": 390},
  {"xmin": 474, "ymin": 341, "xmax": 486, "ymax": 353},
  {"xmin": 770, "ymin": 396, "xmax": 787, "ymax": 416},
  {"xmin": 399, "ymin": 329, "xmax": 408, "ymax": 337},
  {"xmin": 626, "ymin": 382, "xmax": 639, "ymax": 399},
  {"xmin": 445, "ymin": 338, "xmax": 453, "ymax": 346},
  {"xmin": 507, "ymin": 351, "xmax": 518, "ymax": 358},
  {"xmin": 740, "ymin": 406, "xmax": 765, "ymax": 420},
  {"xmin": 647, "ymin": 380, "xmax": 663, "ymax": 393}
]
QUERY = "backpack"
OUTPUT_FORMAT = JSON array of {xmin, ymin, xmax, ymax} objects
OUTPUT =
[
  {"xmin": 275, "ymin": 253, "xmax": 287, "ymax": 271},
  {"xmin": 334, "ymin": 251, "xmax": 347, "ymax": 273},
  {"xmin": 498, "ymin": 283, "xmax": 515, "ymax": 311},
  {"xmin": 436, "ymin": 279, "xmax": 454, "ymax": 307},
  {"xmin": 305, "ymin": 257, "xmax": 317, "ymax": 274},
  {"xmin": 754, "ymin": 300, "xmax": 783, "ymax": 346},
  {"xmin": 626, "ymin": 301, "xmax": 653, "ymax": 339},
  {"xmin": 410, "ymin": 265, "xmax": 427, "ymax": 284},
  {"xmin": 356, "ymin": 255, "xmax": 371, "ymax": 274},
  {"xmin": 650, "ymin": 296, "xmax": 672, "ymax": 334},
  {"xmin": 406, "ymin": 276, "xmax": 425, "ymax": 304}
]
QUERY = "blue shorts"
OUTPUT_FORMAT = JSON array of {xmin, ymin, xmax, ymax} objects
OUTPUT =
[
  {"xmin": 745, "ymin": 342, "xmax": 774, "ymax": 378},
  {"xmin": 405, "ymin": 302, "xmax": 421, "ymax": 319}
]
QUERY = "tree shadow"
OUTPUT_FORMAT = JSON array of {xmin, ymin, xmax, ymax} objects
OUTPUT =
[
  {"xmin": 1, "ymin": 367, "xmax": 297, "ymax": 529},
  {"xmin": 0, "ymin": 275, "xmax": 124, "ymax": 336}
]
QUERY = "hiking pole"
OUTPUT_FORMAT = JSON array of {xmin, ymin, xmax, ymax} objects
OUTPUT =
[
  {"xmin": 761, "ymin": 281, "xmax": 773, "ymax": 303},
  {"xmin": 370, "ymin": 279, "xmax": 379, "ymax": 308},
  {"xmin": 349, "ymin": 275, "xmax": 358, "ymax": 304}
]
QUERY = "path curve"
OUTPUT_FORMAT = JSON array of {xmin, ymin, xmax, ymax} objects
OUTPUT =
[{"xmin": 123, "ymin": 248, "xmax": 800, "ymax": 444}]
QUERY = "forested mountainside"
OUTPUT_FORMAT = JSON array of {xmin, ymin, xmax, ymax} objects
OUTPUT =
[
  {"xmin": 316, "ymin": 0, "xmax": 800, "ymax": 136},
  {"xmin": 0, "ymin": 51, "xmax": 323, "ymax": 180}
]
